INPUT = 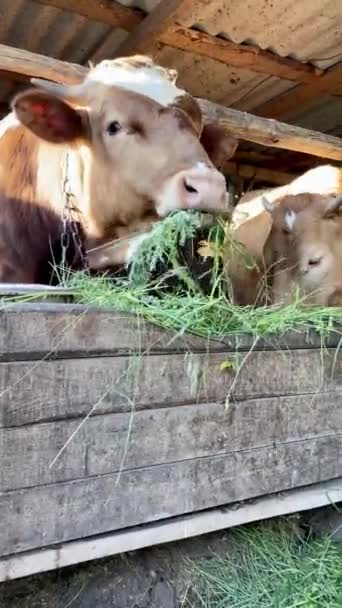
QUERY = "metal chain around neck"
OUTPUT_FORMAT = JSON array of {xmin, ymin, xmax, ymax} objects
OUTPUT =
[{"xmin": 61, "ymin": 153, "xmax": 89, "ymax": 272}]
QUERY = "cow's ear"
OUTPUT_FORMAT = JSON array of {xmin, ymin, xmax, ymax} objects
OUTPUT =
[
  {"xmin": 170, "ymin": 94, "xmax": 203, "ymax": 136},
  {"xmin": 323, "ymin": 194, "xmax": 342, "ymax": 219},
  {"xmin": 200, "ymin": 123, "xmax": 238, "ymax": 169},
  {"xmin": 12, "ymin": 89, "xmax": 86, "ymax": 144}
]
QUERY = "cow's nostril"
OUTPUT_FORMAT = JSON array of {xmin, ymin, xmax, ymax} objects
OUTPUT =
[{"xmin": 183, "ymin": 178, "xmax": 198, "ymax": 194}]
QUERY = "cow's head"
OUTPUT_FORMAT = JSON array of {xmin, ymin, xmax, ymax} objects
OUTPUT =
[
  {"xmin": 11, "ymin": 56, "xmax": 238, "ymax": 220},
  {"xmin": 263, "ymin": 193, "xmax": 342, "ymax": 306}
]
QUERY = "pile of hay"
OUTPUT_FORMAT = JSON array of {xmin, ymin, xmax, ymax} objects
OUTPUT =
[{"xmin": 65, "ymin": 210, "xmax": 342, "ymax": 340}]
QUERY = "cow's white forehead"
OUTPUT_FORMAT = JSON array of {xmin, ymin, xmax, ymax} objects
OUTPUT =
[
  {"xmin": 0, "ymin": 112, "xmax": 19, "ymax": 137},
  {"xmin": 86, "ymin": 64, "xmax": 185, "ymax": 107},
  {"xmin": 285, "ymin": 209, "xmax": 297, "ymax": 231}
]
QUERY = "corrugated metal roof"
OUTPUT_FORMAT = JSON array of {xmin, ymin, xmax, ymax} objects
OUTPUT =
[
  {"xmin": 0, "ymin": 0, "xmax": 116, "ymax": 64},
  {"xmin": 286, "ymin": 96, "xmax": 342, "ymax": 135},
  {"xmin": 155, "ymin": 46, "xmax": 297, "ymax": 109},
  {"xmin": 0, "ymin": 0, "xmax": 341, "ymax": 168},
  {"xmin": 178, "ymin": 0, "xmax": 342, "ymax": 70}
]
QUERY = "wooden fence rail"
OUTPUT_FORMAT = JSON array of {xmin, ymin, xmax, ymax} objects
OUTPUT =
[
  {"xmin": 1, "ymin": 43, "xmax": 342, "ymax": 161},
  {"xmin": 0, "ymin": 305, "xmax": 342, "ymax": 579}
]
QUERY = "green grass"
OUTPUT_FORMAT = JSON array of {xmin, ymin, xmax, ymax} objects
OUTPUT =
[
  {"xmin": 67, "ymin": 273, "xmax": 342, "ymax": 340},
  {"xmin": 184, "ymin": 520, "xmax": 342, "ymax": 608},
  {"xmin": 2, "ymin": 210, "xmax": 342, "ymax": 341},
  {"xmin": 61, "ymin": 210, "xmax": 342, "ymax": 341}
]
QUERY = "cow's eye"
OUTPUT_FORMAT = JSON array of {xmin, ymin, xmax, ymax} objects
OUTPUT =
[
  {"xmin": 308, "ymin": 256, "xmax": 322, "ymax": 267},
  {"xmin": 106, "ymin": 121, "xmax": 122, "ymax": 136}
]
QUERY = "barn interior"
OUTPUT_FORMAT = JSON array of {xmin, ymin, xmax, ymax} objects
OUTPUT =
[
  {"xmin": 0, "ymin": 0, "xmax": 342, "ymax": 197},
  {"xmin": 2, "ymin": 1, "xmax": 342, "ymax": 594}
]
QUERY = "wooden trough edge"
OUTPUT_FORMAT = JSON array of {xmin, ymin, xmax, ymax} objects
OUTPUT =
[
  {"xmin": 1, "ymin": 477, "xmax": 341, "ymax": 582},
  {"xmin": 1, "ymin": 300, "xmax": 342, "ymax": 359},
  {"xmin": 1, "ymin": 43, "xmax": 342, "ymax": 161}
]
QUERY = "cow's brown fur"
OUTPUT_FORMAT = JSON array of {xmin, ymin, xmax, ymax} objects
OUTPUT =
[
  {"xmin": 0, "ymin": 57, "xmax": 238, "ymax": 283},
  {"xmin": 226, "ymin": 165, "xmax": 342, "ymax": 307},
  {"xmin": 264, "ymin": 193, "xmax": 342, "ymax": 305},
  {"xmin": 0, "ymin": 126, "xmax": 64, "ymax": 281}
]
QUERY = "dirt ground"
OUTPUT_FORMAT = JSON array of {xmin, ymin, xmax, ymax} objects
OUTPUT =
[
  {"xmin": 0, "ymin": 530, "xmax": 237, "ymax": 608},
  {"xmin": 1, "ymin": 506, "xmax": 341, "ymax": 608}
]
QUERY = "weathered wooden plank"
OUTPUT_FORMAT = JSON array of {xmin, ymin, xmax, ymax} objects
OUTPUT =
[
  {"xmin": 2, "ymin": 391, "xmax": 342, "ymax": 492},
  {"xmin": 199, "ymin": 97, "xmax": 342, "ymax": 160},
  {"xmin": 161, "ymin": 25, "xmax": 324, "ymax": 85},
  {"xmin": 0, "ymin": 306, "xmax": 224, "ymax": 360},
  {"xmin": 1, "ymin": 44, "xmax": 342, "ymax": 160},
  {"xmin": 0, "ymin": 348, "xmax": 340, "ymax": 428},
  {"xmin": 2, "ymin": 477, "xmax": 342, "ymax": 581},
  {"xmin": 1, "ymin": 307, "xmax": 341, "ymax": 360},
  {"xmin": 0, "ymin": 44, "xmax": 86, "ymax": 85},
  {"xmin": 1, "ymin": 433, "xmax": 342, "ymax": 556}
]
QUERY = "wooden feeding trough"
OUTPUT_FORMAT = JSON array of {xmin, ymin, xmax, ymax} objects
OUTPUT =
[
  {"xmin": 1, "ymin": 17, "xmax": 342, "ymax": 581},
  {"xmin": 1, "ymin": 298, "xmax": 342, "ymax": 581}
]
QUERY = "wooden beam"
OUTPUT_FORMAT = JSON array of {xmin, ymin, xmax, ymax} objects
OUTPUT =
[
  {"xmin": 162, "ymin": 26, "xmax": 323, "ymax": 84},
  {"xmin": 199, "ymin": 98, "xmax": 342, "ymax": 161},
  {"xmin": 2, "ymin": 478, "xmax": 342, "ymax": 582},
  {"xmin": 33, "ymin": 0, "xmax": 143, "ymax": 31},
  {"xmin": 255, "ymin": 63, "xmax": 342, "ymax": 120},
  {"xmin": 33, "ymin": 0, "xmax": 325, "ymax": 85},
  {"xmin": 0, "ymin": 44, "xmax": 86, "ymax": 85},
  {"xmin": 225, "ymin": 162, "xmax": 296, "ymax": 186},
  {"xmin": 1, "ymin": 44, "xmax": 342, "ymax": 161},
  {"xmin": 114, "ymin": 0, "xmax": 194, "ymax": 56}
]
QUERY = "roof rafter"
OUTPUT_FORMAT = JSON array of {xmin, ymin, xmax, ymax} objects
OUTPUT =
[
  {"xmin": 114, "ymin": 0, "xmax": 194, "ymax": 56},
  {"xmin": 34, "ymin": 0, "xmax": 143, "ymax": 31},
  {"xmin": 161, "ymin": 26, "xmax": 325, "ymax": 85},
  {"xmin": 31, "ymin": 0, "xmax": 331, "ymax": 86}
]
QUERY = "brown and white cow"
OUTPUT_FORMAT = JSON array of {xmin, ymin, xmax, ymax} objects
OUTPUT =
[
  {"xmin": 226, "ymin": 165, "xmax": 342, "ymax": 306},
  {"xmin": 0, "ymin": 55, "xmax": 238, "ymax": 283},
  {"xmin": 262, "ymin": 193, "xmax": 342, "ymax": 306}
]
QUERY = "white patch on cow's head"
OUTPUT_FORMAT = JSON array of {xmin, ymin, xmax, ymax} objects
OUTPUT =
[
  {"xmin": 86, "ymin": 61, "xmax": 184, "ymax": 107},
  {"xmin": 0, "ymin": 112, "xmax": 19, "ymax": 138},
  {"xmin": 196, "ymin": 161, "xmax": 208, "ymax": 172},
  {"xmin": 285, "ymin": 209, "xmax": 297, "ymax": 232}
]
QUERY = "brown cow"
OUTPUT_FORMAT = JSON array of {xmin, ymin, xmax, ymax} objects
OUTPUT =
[
  {"xmin": 226, "ymin": 165, "xmax": 342, "ymax": 306},
  {"xmin": 262, "ymin": 193, "xmax": 342, "ymax": 306},
  {"xmin": 0, "ymin": 55, "xmax": 238, "ymax": 283}
]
